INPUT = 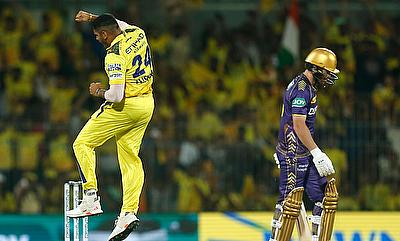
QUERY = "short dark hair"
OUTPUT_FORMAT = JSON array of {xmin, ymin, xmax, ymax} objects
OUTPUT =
[{"xmin": 92, "ymin": 13, "xmax": 118, "ymax": 30}]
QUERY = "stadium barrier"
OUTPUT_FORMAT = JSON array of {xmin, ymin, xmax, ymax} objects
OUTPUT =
[
  {"xmin": 199, "ymin": 212, "xmax": 400, "ymax": 241},
  {"xmin": 0, "ymin": 212, "xmax": 399, "ymax": 241}
]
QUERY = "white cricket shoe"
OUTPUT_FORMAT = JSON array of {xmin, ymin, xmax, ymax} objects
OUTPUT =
[
  {"xmin": 66, "ymin": 190, "xmax": 103, "ymax": 218},
  {"xmin": 108, "ymin": 212, "xmax": 140, "ymax": 241}
]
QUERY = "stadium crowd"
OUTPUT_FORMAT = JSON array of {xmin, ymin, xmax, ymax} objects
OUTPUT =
[{"xmin": 0, "ymin": 1, "xmax": 399, "ymax": 214}]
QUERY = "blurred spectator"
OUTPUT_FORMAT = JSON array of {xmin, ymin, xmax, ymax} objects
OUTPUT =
[{"xmin": 14, "ymin": 172, "xmax": 44, "ymax": 213}]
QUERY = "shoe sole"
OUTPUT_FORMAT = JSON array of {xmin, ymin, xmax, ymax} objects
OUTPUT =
[
  {"xmin": 67, "ymin": 210, "xmax": 104, "ymax": 218},
  {"xmin": 109, "ymin": 220, "xmax": 140, "ymax": 241}
]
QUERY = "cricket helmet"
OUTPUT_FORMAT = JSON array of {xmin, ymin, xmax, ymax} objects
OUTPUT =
[{"xmin": 305, "ymin": 47, "xmax": 339, "ymax": 87}]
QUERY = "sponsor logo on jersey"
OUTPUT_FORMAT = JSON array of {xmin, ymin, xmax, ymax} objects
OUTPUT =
[
  {"xmin": 292, "ymin": 97, "xmax": 306, "ymax": 108},
  {"xmin": 109, "ymin": 72, "xmax": 123, "ymax": 80},
  {"xmin": 131, "ymin": 70, "xmax": 153, "ymax": 84},
  {"xmin": 308, "ymin": 106, "xmax": 318, "ymax": 115},
  {"xmin": 126, "ymin": 32, "xmax": 145, "ymax": 54},
  {"xmin": 297, "ymin": 163, "xmax": 309, "ymax": 172},
  {"xmin": 107, "ymin": 64, "xmax": 121, "ymax": 71}
]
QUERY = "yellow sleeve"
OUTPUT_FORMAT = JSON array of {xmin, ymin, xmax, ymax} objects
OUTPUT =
[{"xmin": 105, "ymin": 53, "xmax": 126, "ymax": 85}]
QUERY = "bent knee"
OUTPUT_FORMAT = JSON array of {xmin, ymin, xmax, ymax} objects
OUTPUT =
[{"xmin": 73, "ymin": 137, "xmax": 85, "ymax": 152}]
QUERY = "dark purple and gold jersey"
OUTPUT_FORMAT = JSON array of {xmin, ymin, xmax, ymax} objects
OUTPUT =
[{"xmin": 276, "ymin": 73, "xmax": 317, "ymax": 157}]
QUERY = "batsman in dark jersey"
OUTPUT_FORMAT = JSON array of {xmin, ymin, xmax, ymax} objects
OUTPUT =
[{"xmin": 270, "ymin": 48, "xmax": 339, "ymax": 241}]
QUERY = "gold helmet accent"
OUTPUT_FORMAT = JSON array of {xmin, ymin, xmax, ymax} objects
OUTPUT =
[
  {"xmin": 305, "ymin": 47, "xmax": 339, "ymax": 87},
  {"xmin": 305, "ymin": 48, "xmax": 340, "ymax": 74}
]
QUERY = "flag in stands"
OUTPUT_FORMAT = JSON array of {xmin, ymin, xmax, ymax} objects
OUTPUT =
[{"xmin": 278, "ymin": 0, "xmax": 299, "ymax": 67}]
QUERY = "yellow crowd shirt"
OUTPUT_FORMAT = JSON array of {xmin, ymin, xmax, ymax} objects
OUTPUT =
[{"xmin": 105, "ymin": 26, "xmax": 153, "ymax": 97}]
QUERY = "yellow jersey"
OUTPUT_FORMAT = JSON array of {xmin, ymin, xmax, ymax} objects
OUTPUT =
[{"xmin": 105, "ymin": 26, "xmax": 153, "ymax": 97}]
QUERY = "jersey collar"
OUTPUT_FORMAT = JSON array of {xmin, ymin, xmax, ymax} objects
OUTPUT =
[
  {"xmin": 106, "ymin": 33, "xmax": 124, "ymax": 51},
  {"xmin": 301, "ymin": 73, "xmax": 317, "ymax": 92}
]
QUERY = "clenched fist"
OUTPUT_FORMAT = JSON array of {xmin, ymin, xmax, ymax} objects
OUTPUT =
[
  {"xmin": 75, "ymin": 10, "xmax": 97, "ymax": 22},
  {"xmin": 89, "ymin": 82, "xmax": 105, "ymax": 98}
]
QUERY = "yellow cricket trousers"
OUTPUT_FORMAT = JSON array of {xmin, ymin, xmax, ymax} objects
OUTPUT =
[{"xmin": 73, "ymin": 94, "xmax": 154, "ymax": 214}]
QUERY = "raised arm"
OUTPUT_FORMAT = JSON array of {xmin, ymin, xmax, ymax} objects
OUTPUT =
[{"xmin": 75, "ymin": 10, "xmax": 132, "ymax": 30}]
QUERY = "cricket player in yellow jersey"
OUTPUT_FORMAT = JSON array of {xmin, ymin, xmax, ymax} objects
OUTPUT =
[{"xmin": 67, "ymin": 10, "xmax": 154, "ymax": 241}]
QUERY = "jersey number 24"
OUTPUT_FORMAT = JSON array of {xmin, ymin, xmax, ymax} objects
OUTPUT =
[{"xmin": 132, "ymin": 46, "xmax": 152, "ymax": 78}]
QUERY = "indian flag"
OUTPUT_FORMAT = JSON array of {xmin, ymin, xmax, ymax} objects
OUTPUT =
[{"xmin": 278, "ymin": 0, "xmax": 299, "ymax": 68}]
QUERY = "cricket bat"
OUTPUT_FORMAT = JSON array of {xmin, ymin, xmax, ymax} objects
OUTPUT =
[{"xmin": 296, "ymin": 203, "xmax": 312, "ymax": 241}]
